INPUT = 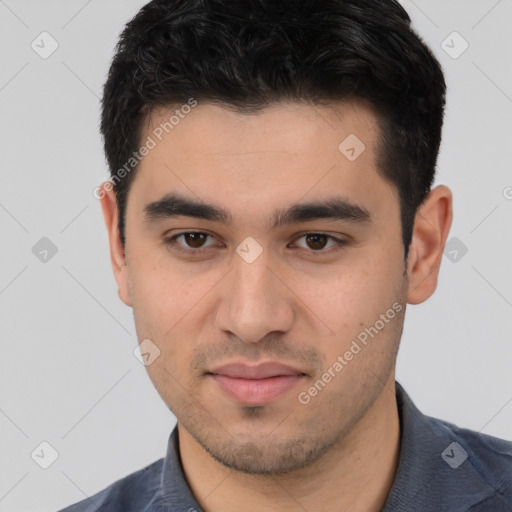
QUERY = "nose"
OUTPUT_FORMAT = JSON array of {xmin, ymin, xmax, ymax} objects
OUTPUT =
[{"xmin": 215, "ymin": 249, "xmax": 295, "ymax": 344}]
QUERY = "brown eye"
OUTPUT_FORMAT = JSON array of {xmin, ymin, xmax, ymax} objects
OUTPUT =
[
  {"xmin": 292, "ymin": 233, "xmax": 345, "ymax": 254},
  {"xmin": 305, "ymin": 234, "xmax": 329, "ymax": 250},
  {"xmin": 165, "ymin": 232, "xmax": 222, "ymax": 254},
  {"xmin": 183, "ymin": 232, "xmax": 208, "ymax": 248}
]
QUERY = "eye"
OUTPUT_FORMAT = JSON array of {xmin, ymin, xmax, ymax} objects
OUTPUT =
[
  {"xmin": 292, "ymin": 233, "xmax": 345, "ymax": 252},
  {"xmin": 164, "ymin": 232, "xmax": 222, "ymax": 252},
  {"xmin": 163, "ymin": 231, "xmax": 347, "ymax": 257}
]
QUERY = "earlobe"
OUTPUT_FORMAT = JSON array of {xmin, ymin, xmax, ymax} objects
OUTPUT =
[
  {"xmin": 99, "ymin": 181, "xmax": 133, "ymax": 307},
  {"xmin": 406, "ymin": 185, "xmax": 453, "ymax": 305}
]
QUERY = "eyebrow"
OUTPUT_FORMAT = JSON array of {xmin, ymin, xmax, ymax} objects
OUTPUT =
[{"xmin": 143, "ymin": 192, "xmax": 372, "ymax": 228}]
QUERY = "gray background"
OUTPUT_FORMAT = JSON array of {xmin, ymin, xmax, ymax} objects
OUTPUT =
[{"xmin": 0, "ymin": 0, "xmax": 511, "ymax": 510}]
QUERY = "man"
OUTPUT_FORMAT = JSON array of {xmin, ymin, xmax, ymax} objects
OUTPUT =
[{"xmin": 59, "ymin": 0, "xmax": 512, "ymax": 510}]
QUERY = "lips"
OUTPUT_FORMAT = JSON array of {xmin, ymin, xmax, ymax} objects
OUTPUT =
[
  {"xmin": 208, "ymin": 362, "xmax": 307, "ymax": 406},
  {"xmin": 211, "ymin": 362, "xmax": 306, "ymax": 379}
]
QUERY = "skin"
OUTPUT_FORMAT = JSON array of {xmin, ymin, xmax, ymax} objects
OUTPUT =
[{"xmin": 100, "ymin": 99, "xmax": 452, "ymax": 512}]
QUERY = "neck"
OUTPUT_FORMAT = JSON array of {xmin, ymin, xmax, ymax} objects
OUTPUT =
[{"xmin": 179, "ymin": 376, "xmax": 400, "ymax": 512}]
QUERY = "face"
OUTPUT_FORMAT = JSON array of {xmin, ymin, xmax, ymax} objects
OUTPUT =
[{"xmin": 109, "ymin": 100, "xmax": 411, "ymax": 473}]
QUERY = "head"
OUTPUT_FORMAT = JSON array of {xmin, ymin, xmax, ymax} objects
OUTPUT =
[{"xmin": 99, "ymin": 0, "xmax": 452, "ymax": 474}]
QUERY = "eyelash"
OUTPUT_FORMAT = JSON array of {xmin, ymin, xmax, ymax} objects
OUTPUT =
[{"xmin": 163, "ymin": 231, "xmax": 348, "ymax": 257}]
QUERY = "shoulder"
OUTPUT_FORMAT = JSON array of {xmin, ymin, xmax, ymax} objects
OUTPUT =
[
  {"xmin": 56, "ymin": 458, "xmax": 165, "ymax": 512},
  {"xmin": 430, "ymin": 414, "xmax": 512, "ymax": 474},
  {"xmin": 427, "ymin": 414, "xmax": 512, "ymax": 509},
  {"xmin": 385, "ymin": 383, "xmax": 512, "ymax": 512}
]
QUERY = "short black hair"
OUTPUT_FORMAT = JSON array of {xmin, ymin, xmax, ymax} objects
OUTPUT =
[{"xmin": 100, "ymin": 0, "xmax": 446, "ymax": 261}]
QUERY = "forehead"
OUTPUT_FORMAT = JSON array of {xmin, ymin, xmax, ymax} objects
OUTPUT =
[
  {"xmin": 128, "ymin": 100, "xmax": 398, "ymax": 227},
  {"xmin": 146, "ymin": 99, "xmax": 379, "ymax": 157}
]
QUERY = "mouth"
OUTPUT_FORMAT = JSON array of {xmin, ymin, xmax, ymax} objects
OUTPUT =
[{"xmin": 207, "ymin": 362, "xmax": 308, "ymax": 406}]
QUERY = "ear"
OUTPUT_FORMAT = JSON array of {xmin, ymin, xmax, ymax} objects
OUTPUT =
[
  {"xmin": 406, "ymin": 185, "xmax": 453, "ymax": 305},
  {"xmin": 99, "ymin": 182, "xmax": 133, "ymax": 307}
]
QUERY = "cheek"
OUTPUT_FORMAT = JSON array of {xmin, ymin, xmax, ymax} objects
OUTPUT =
[
  {"xmin": 128, "ymin": 249, "xmax": 194, "ymax": 315},
  {"xmin": 300, "ymin": 265, "xmax": 396, "ymax": 326},
  {"xmin": 127, "ymin": 255, "xmax": 220, "ymax": 357},
  {"xmin": 295, "ymin": 258, "xmax": 405, "ymax": 364},
  {"xmin": 128, "ymin": 262, "xmax": 201, "ymax": 394}
]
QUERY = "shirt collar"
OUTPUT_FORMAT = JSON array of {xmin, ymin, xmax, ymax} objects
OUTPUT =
[
  {"xmin": 382, "ymin": 381, "xmax": 500, "ymax": 511},
  {"xmin": 160, "ymin": 425, "xmax": 204, "ymax": 511}
]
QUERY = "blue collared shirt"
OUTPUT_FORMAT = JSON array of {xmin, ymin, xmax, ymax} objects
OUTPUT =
[{"xmin": 57, "ymin": 382, "xmax": 512, "ymax": 511}]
